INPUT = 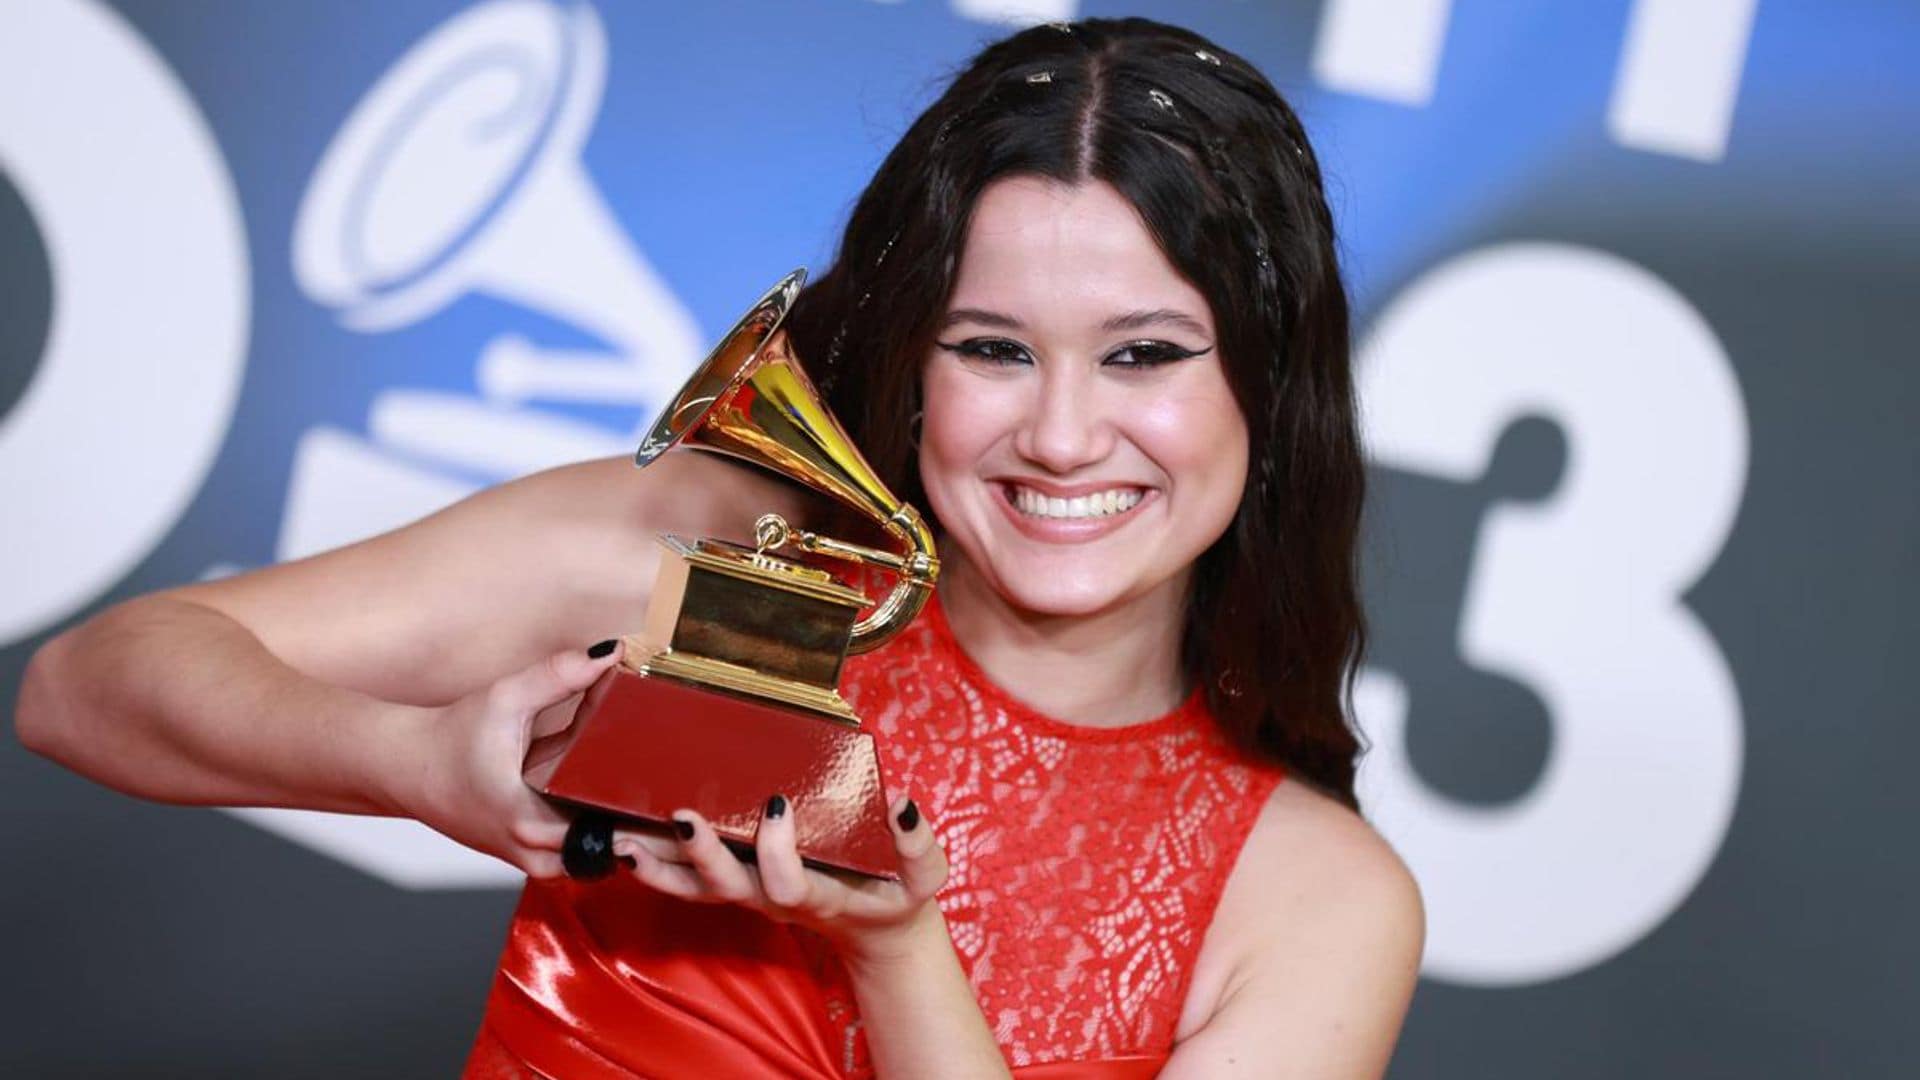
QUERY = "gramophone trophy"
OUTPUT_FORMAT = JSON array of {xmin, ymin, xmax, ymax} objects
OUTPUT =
[{"xmin": 522, "ymin": 270, "xmax": 939, "ymax": 881}]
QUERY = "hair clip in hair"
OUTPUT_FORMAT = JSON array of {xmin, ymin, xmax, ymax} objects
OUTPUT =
[
  {"xmin": 1194, "ymin": 49, "xmax": 1222, "ymax": 66},
  {"xmin": 1026, "ymin": 70, "xmax": 1054, "ymax": 84},
  {"xmin": 1046, "ymin": 21, "xmax": 1073, "ymax": 33},
  {"xmin": 1147, "ymin": 88, "xmax": 1176, "ymax": 112},
  {"xmin": 873, "ymin": 227, "xmax": 901, "ymax": 267}
]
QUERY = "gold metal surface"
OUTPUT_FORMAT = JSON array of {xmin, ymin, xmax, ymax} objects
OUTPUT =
[
  {"xmin": 639, "ymin": 650, "xmax": 859, "ymax": 723},
  {"xmin": 641, "ymin": 535, "xmax": 862, "ymax": 690},
  {"xmin": 661, "ymin": 535, "xmax": 868, "ymax": 608},
  {"xmin": 633, "ymin": 269, "xmax": 939, "ymax": 655}
]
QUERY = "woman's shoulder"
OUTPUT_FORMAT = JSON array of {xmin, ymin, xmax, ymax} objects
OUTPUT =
[
  {"xmin": 1243, "ymin": 777, "xmax": 1423, "ymax": 931},
  {"xmin": 1175, "ymin": 772, "xmax": 1425, "ymax": 1041}
]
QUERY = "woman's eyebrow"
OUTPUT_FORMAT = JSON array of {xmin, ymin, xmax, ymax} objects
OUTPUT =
[
  {"xmin": 1099, "ymin": 308, "xmax": 1210, "ymax": 336},
  {"xmin": 940, "ymin": 307, "xmax": 1024, "ymax": 330},
  {"xmin": 938, "ymin": 307, "xmax": 1211, "ymax": 336}
]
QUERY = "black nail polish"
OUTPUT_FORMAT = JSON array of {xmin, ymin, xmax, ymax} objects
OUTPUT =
[
  {"xmin": 587, "ymin": 639, "xmax": 617, "ymax": 659},
  {"xmin": 765, "ymin": 793, "xmax": 787, "ymax": 820},
  {"xmin": 673, "ymin": 818, "xmax": 695, "ymax": 841},
  {"xmin": 897, "ymin": 799, "xmax": 920, "ymax": 832}
]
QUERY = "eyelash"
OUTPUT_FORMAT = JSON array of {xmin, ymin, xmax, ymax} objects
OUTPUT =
[{"xmin": 934, "ymin": 337, "xmax": 1209, "ymax": 368}]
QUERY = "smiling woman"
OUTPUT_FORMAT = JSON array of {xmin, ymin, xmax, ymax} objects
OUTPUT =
[
  {"xmin": 789, "ymin": 18, "xmax": 1372, "ymax": 793},
  {"xmin": 920, "ymin": 178, "xmax": 1250, "ymax": 673},
  {"xmin": 16, "ymin": 14, "xmax": 1419, "ymax": 1080},
  {"xmin": 473, "ymin": 16, "xmax": 1415, "ymax": 1077}
]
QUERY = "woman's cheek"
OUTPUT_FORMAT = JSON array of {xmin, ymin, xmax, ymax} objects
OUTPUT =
[
  {"xmin": 921, "ymin": 368, "xmax": 1014, "ymax": 471},
  {"xmin": 917, "ymin": 377, "xmax": 992, "ymax": 527},
  {"xmin": 1137, "ymin": 384, "xmax": 1249, "ymax": 516}
]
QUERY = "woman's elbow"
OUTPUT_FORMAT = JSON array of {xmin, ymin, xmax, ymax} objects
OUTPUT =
[{"xmin": 14, "ymin": 630, "xmax": 79, "ymax": 762}]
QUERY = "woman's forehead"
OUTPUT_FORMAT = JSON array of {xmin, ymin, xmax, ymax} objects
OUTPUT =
[{"xmin": 947, "ymin": 176, "xmax": 1213, "ymax": 336}]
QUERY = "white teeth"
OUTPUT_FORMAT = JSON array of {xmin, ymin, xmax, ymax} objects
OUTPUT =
[{"xmin": 1009, "ymin": 485, "xmax": 1144, "ymax": 519}]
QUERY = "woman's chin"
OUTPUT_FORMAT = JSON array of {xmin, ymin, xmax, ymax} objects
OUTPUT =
[{"xmin": 982, "ymin": 563, "xmax": 1143, "ymax": 620}]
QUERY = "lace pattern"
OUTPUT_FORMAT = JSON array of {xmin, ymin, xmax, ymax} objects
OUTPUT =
[{"xmin": 822, "ymin": 591, "xmax": 1286, "ymax": 1070}]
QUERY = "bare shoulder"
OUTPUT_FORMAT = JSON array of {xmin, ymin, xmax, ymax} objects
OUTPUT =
[
  {"xmin": 1174, "ymin": 772, "xmax": 1424, "ymax": 1061},
  {"xmin": 1240, "ymin": 777, "xmax": 1424, "ymax": 933}
]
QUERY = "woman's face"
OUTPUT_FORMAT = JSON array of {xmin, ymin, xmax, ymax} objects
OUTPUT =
[{"xmin": 919, "ymin": 176, "xmax": 1250, "ymax": 618}]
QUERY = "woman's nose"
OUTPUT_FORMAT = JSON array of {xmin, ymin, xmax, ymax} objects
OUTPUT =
[{"xmin": 1014, "ymin": 366, "xmax": 1112, "ymax": 474}]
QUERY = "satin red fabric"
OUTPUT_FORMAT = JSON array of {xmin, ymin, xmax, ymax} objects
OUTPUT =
[{"xmin": 465, "ymin": 879, "xmax": 1165, "ymax": 1079}]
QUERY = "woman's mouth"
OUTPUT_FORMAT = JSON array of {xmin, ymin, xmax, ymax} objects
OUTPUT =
[
  {"xmin": 1006, "ymin": 484, "xmax": 1145, "ymax": 519},
  {"xmin": 994, "ymin": 481, "xmax": 1154, "ymax": 540}
]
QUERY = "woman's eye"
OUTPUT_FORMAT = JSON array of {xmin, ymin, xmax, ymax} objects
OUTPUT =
[
  {"xmin": 937, "ymin": 338, "xmax": 1032, "ymax": 366},
  {"xmin": 1105, "ymin": 340, "xmax": 1208, "ymax": 367}
]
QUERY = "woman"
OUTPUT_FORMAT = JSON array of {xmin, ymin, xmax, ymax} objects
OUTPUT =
[{"xmin": 16, "ymin": 16, "xmax": 1420, "ymax": 1078}]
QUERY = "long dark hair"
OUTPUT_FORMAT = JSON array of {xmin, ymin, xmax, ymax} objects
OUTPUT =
[{"xmin": 785, "ymin": 17, "xmax": 1367, "ymax": 809}]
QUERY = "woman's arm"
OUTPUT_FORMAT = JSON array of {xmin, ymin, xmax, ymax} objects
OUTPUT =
[
  {"xmin": 840, "ymin": 907, "xmax": 1012, "ymax": 1079},
  {"xmin": 13, "ymin": 453, "xmax": 803, "ymax": 866},
  {"xmin": 16, "ymin": 592, "xmax": 429, "ymax": 814},
  {"xmin": 618, "ymin": 798, "xmax": 1012, "ymax": 1078},
  {"xmin": 1159, "ymin": 784, "xmax": 1425, "ymax": 1079}
]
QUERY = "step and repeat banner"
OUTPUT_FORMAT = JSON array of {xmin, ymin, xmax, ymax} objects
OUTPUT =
[{"xmin": 3, "ymin": 0, "xmax": 1914, "ymax": 1075}]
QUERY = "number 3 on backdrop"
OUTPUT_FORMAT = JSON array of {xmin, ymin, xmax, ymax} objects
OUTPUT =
[{"xmin": 1356, "ymin": 242, "xmax": 1748, "ymax": 986}]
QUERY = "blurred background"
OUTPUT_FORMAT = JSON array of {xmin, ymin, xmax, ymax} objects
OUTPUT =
[{"xmin": 2, "ymin": 0, "xmax": 1915, "ymax": 1074}]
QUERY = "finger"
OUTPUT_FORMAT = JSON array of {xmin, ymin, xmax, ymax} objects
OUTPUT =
[
  {"xmin": 889, "ymin": 795, "xmax": 948, "ymax": 901},
  {"xmin": 504, "ymin": 780, "xmax": 574, "ymax": 854},
  {"xmin": 669, "ymin": 810, "xmax": 759, "ymax": 903},
  {"xmin": 615, "ymin": 840, "xmax": 710, "ymax": 900},
  {"xmin": 493, "ymin": 638, "xmax": 626, "ymax": 716},
  {"xmin": 754, "ymin": 793, "xmax": 813, "ymax": 911},
  {"xmin": 521, "ymin": 849, "xmax": 566, "ymax": 880},
  {"xmin": 611, "ymin": 827, "xmax": 685, "ymax": 865},
  {"xmin": 508, "ymin": 814, "xmax": 568, "ymax": 853}
]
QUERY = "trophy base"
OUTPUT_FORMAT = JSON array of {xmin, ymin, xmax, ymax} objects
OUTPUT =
[{"xmin": 524, "ymin": 662, "xmax": 901, "ymax": 880}]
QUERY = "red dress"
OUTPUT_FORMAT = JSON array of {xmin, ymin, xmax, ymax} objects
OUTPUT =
[{"xmin": 464, "ymin": 589, "xmax": 1286, "ymax": 1077}]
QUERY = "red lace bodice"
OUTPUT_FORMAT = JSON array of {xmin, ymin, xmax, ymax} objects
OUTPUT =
[
  {"xmin": 466, "ymin": 589, "xmax": 1286, "ymax": 1077},
  {"xmin": 830, "ymin": 595, "xmax": 1285, "ymax": 1066}
]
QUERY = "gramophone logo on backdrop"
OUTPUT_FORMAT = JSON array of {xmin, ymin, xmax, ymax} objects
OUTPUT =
[
  {"xmin": 286, "ymin": 0, "xmax": 701, "ymax": 552},
  {"xmin": 225, "ymin": 0, "xmax": 701, "ymax": 888}
]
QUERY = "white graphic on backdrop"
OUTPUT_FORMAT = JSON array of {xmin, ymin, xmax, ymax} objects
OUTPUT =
[
  {"xmin": 862, "ymin": 0, "xmax": 1080, "ymax": 26},
  {"xmin": 1354, "ymin": 242, "xmax": 1747, "ymax": 984},
  {"xmin": 0, "ymin": 0, "xmax": 250, "ymax": 649},
  {"xmin": 1608, "ymin": 0, "xmax": 1759, "ymax": 161},
  {"xmin": 283, "ymin": 0, "xmax": 701, "ymax": 558},
  {"xmin": 949, "ymin": 0, "xmax": 1079, "ymax": 26},
  {"xmin": 1313, "ymin": 0, "xmax": 1758, "ymax": 162},
  {"xmin": 1312, "ymin": 0, "xmax": 1452, "ymax": 107},
  {"xmin": 225, "ymin": 0, "xmax": 702, "ymax": 889}
]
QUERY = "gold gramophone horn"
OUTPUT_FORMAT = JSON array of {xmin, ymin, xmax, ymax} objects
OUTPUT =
[{"xmin": 635, "ymin": 269, "xmax": 939, "ymax": 653}]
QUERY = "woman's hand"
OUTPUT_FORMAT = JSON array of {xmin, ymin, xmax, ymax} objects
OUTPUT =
[
  {"xmin": 398, "ymin": 639, "xmax": 628, "ymax": 878},
  {"xmin": 616, "ymin": 794, "xmax": 950, "ymax": 964}
]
